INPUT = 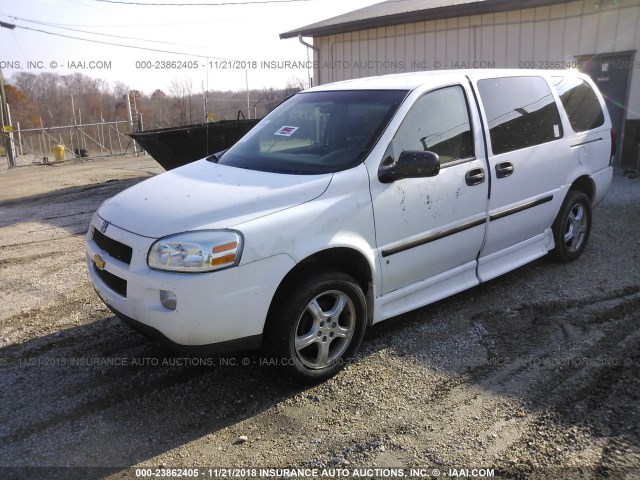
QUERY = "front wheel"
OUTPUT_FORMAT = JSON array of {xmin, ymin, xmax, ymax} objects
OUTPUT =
[
  {"xmin": 266, "ymin": 271, "xmax": 367, "ymax": 383},
  {"xmin": 550, "ymin": 190, "xmax": 592, "ymax": 262}
]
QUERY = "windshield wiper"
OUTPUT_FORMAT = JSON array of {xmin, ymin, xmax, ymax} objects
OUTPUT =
[{"xmin": 206, "ymin": 149, "xmax": 227, "ymax": 163}]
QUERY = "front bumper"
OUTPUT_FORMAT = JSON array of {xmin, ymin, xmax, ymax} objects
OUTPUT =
[
  {"xmin": 104, "ymin": 302, "xmax": 262, "ymax": 354},
  {"xmin": 86, "ymin": 215, "xmax": 295, "ymax": 348}
]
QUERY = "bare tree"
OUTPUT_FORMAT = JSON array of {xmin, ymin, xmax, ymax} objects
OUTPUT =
[
  {"xmin": 4, "ymin": 83, "xmax": 39, "ymax": 128},
  {"xmin": 169, "ymin": 77, "xmax": 193, "ymax": 126},
  {"xmin": 113, "ymin": 81, "xmax": 130, "ymax": 99},
  {"xmin": 6, "ymin": 71, "xmax": 299, "ymax": 130}
]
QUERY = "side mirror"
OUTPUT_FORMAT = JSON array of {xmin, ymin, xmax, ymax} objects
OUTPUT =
[{"xmin": 378, "ymin": 150, "xmax": 440, "ymax": 183}]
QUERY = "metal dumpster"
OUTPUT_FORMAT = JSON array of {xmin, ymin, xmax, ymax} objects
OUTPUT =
[{"xmin": 128, "ymin": 119, "xmax": 260, "ymax": 170}]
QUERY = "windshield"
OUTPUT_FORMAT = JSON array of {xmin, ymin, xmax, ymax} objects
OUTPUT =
[{"xmin": 218, "ymin": 90, "xmax": 408, "ymax": 174}]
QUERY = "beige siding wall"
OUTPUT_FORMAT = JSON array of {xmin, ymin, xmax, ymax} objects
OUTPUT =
[{"xmin": 312, "ymin": 0, "xmax": 640, "ymax": 119}]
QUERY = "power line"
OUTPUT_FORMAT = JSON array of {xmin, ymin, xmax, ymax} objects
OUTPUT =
[
  {"xmin": 9, "ymin": 16, "xmax": 207, "ymax": 49},
  {"xmin": 91, "ymin": 0, "xmax": 311, "ymax": 5},
  {"xmin": 8, "ymin": 22, "xmax": 234, "ymax": 60},
  {"xmin": 64, "ymin": 0, "xmax": 128, "ymax": 15},
  {"xmin": 0, "ymin": 8, "xmax": 27, "ymax": 61},
  {"xmin": 2, "ymin": 18, "xmax": 172, "ymax": 28},
  {"xmin": 4, "ymin": 17, "xmax": 239, "ymax": 28}
]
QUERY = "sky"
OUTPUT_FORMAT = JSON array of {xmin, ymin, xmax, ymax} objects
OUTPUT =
[{"xmin": 0, "ymin": 0, "xmax": 381, "ymax": 94}]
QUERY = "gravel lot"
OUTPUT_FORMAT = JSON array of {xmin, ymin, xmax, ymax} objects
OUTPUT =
[{"xmin": 0, "ymin": 156, "xmax": 639, "ymax": 480}]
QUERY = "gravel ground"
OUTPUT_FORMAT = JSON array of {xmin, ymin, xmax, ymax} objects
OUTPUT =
[{"xmin": 0, "ymin": 156, "xmax": 639, "ymax": 480}]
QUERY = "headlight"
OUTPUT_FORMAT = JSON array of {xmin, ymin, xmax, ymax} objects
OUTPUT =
[{"xmin": 148, "ymin": 230, "xmax": 243, "ymax": 273}]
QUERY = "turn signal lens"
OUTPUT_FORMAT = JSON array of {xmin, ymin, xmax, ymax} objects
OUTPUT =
[
  {"xmin": 212, "ymin": 241, "xmax": 238, "ymax": 253},
  {"xmin": 211, "ymin": 253, "xmax": 237, "ymax": 267}
]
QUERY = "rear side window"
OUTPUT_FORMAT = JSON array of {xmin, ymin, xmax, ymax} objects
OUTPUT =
[
  {"xmin": 478, "ymin": 76, "xmax": 563, "ymax": 155},
  {"xmin": 552, "ymin": 76, "xmax": 605, "ymax": 133}
]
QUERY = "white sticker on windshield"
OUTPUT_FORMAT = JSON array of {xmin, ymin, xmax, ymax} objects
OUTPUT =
[
  {"xmin": 553, "ymin": 124, "xmax": 560, "ymax": 138},
  {"xmin": 275, "ymin": 126, "xmax": 299, "ymax": 137}
]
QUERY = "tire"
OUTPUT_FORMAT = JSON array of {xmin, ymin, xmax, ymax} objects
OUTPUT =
[
  {"xmin": 550, "ymin": 190, "xmax": 592, "ymax": 262},
  {"xmin": 265, "ymin": 270, "xmax": 367, "ymax": 383}
]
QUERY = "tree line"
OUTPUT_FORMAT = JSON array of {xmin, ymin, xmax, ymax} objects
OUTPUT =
[{"xmin": 5, "ymin": 72, "xmax": 304, "ymax": 131}]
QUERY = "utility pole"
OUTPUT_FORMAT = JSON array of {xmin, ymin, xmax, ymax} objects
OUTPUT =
[
  {"xmin": 127, "ymin": 92, "xmax": 138, "ymax": 156},
  {"xmin": 0, "ymin": 69, "xmax": 16, "ymax": 167},
  {"xmin": 202, "ymin": 82, "xmax": 208, "ymax": 123},
  {"xmin": 246, "ymin": 70, "xmax": 250, "ymax": 120}
]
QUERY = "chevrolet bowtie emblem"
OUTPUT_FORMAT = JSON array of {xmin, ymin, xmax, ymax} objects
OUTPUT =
[{"xmin": 94, "ymin": 254, "xmax": 106, "ymax": 270}]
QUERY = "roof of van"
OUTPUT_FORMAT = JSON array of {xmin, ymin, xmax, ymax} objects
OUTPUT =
[{"xmin": 304, "ymin": 69, "xmax": 580, "ymax": 92}]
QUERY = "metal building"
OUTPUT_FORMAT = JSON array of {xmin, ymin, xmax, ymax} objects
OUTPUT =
[{"xmin": 281, "ymin": 0, "xmax": 640, "ymax": 168}]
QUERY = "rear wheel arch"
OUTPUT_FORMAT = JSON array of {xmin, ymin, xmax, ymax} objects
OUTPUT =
[
  {"xmin": 569, "ymin": 175, "xmax": 595, "ymax": 202},
  {"xmin": 550, "ymin": 189, "xmax": 592, "ymax": 262}
]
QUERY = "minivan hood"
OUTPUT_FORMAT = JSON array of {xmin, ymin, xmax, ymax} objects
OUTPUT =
[{"xmin": 98, "ymin": 159, "xmax": 332, "ymax": 238}]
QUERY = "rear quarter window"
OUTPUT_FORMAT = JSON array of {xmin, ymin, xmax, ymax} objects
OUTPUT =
[
  {"xmin": 478, "ymin": 76, "xmax": 563, "ymax": 155},
  {"xmin": 552, "ymin": 76, "xmax": 605, "ymax": 133}
]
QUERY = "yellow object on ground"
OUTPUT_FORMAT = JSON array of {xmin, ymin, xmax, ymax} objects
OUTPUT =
[{"xmin": 53, "ymin": 145, "xmax": 65, "ymax": 162}]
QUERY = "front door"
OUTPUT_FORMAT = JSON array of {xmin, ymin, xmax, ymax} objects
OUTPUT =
[{"xmin": 369, "ymin": 84, "xmax": 488, "ymax": 296}]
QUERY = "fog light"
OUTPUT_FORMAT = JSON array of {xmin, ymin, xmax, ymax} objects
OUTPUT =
[{"xmin": 160, "ymin": 290, "xmax": 177, "ymax": 310}]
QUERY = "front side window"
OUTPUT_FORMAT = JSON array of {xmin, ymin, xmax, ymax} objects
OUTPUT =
[
  {"xmin": 218, "ymin": 90, "xmax": 408, "ymax": 174},
  {"xmin": 392, "ymin": 85, "xmax": 474, "ymax": 165},
  {"xmin": 552, "ymin": 76, "xmax": 605, "ymax": 133},
  {"xmin": 478, "ymin": 76, "xmax": 563, "ymax": 155}
]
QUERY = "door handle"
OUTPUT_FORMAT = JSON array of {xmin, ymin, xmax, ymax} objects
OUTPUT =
[
  {"xmin": 495, "ymin": 162, "xmax": 514, "ymax": 178},
  {"xmin": 465, "ymin": 168, "xmax": 485, "ymax": 186}
]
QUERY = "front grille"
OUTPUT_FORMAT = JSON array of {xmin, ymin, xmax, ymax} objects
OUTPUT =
[
  {"xmin": 94, "ymin": 264, "xmax": 127, "ymax": 297},
  {"xmin": 92, "ymin": 228, "xmax": 133, "ymax": 264}
]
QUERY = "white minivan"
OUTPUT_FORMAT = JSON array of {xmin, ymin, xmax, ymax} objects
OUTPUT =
[{"xmin": 87, "ymin": 69, "xmax": 614, "ymax": 381}]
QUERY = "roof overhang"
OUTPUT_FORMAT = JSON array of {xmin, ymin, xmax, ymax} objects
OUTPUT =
[{"xmin": 280, "ymin": 0, "xmax": 569, "ymax": 39}]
